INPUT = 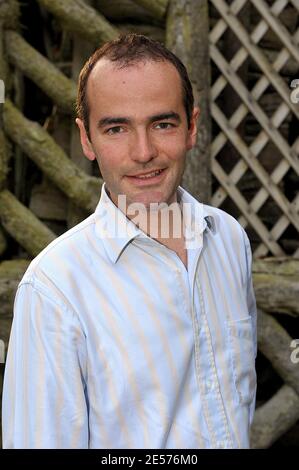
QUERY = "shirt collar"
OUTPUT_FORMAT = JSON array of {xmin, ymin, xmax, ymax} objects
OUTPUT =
[
  {"xmin": 176, "ymin": 186, "xmax": 216, "ymax": 246},
  {"xmin": 94, "ymin": 182, "xmax": 215, "ymax": 264}
]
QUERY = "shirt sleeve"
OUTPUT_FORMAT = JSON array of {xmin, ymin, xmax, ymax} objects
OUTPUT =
[
  {"xmin": 243, "ymin": 230, "xmax": 258, "ymax": 426},
  {"xmin": 2, "ymin": 278, "xmax": 89, "ymax": 448}
]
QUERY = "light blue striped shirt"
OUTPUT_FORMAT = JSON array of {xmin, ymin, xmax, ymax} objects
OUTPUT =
[{"xmin": 2, "ymin": 183, "xmax": 257, "ymax": 449}]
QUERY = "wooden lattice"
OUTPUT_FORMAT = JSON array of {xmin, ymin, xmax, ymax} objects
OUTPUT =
[{"xmin": 209, "ymin": 0, "xmax": 299, "ymax": 258}]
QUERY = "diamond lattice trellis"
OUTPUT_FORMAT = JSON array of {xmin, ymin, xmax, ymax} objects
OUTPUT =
[{"xmin": 209, "ymin": 0, "xmax": 299, "ymax": 258}]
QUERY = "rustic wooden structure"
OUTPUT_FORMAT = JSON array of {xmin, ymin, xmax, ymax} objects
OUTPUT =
[
  {"xmin": 0, "ymin": 0, "xmax": 298, "ymax": 448},
  {"xmin": 209, "ymin": 0, "xmax": 299, "ymax": 259}
]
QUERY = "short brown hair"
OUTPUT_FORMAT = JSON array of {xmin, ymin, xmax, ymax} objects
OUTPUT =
[{"xmin": 76, "ymin": 33, "xmax": 194, "ymax": 140}]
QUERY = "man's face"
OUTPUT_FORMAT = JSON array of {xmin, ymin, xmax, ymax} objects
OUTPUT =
[{"xmin": 76, "ymin": 58, "xmax": 199, "ymax": 210}]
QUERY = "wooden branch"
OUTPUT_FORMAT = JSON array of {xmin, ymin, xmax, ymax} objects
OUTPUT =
[
  {"xmin": 0, "ymin": 118, "xmax": 10, "ymax": 191},
  {"xmin": 0, "ymin": 259, "xmax": 30, "ymax": 317},
  {"xmin": 253, "ymin": 258, "xmax": 299, "ymax": 316},
  {"xmin": 0, "ymin": 259, "xmax": 30, "ymax": 360},
  {"xmin": 0, "ymin": 226, "xmax": 7, "ymax": 256},
  {"xmin": 0, "ymin": 190, "xmax": 56, "ymax": 257},
  {"xmin": 257, "ymin": 309, "xmax": 299, "ymax": 395},
  {"xmin": 0, "ymin": 0, "xmax": 19, "ymax": 29},
  {"xmin": 0, "ymin": 315, "xmax": 12, "ymax": 362},
  {"xmin": 117, "ymin": 23, "xmax": 165, "ymax": 42},
  {"xmin": 95, "ymin": 0, "xmax": 162, "ymax": 25},
  {"xmin": 36, "ymin": 0, "xmax": 119, "ymax": 45},
  {"xmin": 0, "ymin": 16, "xmax": 9, "ymax": 86},
  {"xmin": 131, "ymin": 0, "xmax": 168, "ymax": 20},
  {"xmin": 166, "ymin": 0, "xmax": 211, "ymax": 203},
  {"xmin": 5, "ymin": 30, "xmax": 77, "ymax": 114},
  {"xmin": 68, "ymin": 20, "xmax": 94, "ymax": 229},
  {"xmin": 250, "ymin": 385, "xmax": 299, "ymax": 448},
  {"xmin": 0, "ymin": 259, "xmax": 29, "ymax": 358},
  {"xmin": 0, "ymin": 2, "xmax": 14, "ymax": 255},
  {"xmin": 3, "ymin": 99, "xmax": 102, "ymax": 213},
  {"xmin": 252, "ymin": 264, "xmax": 299, "ymax": 448}
]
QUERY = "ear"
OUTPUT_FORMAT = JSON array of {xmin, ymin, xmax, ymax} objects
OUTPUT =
[
  {"xmin": 76, "ymin": 118, "xmax": 97, "ymax": 161},
  {"xmin": 186, "ymin": 106, "xmax": 200, "ymax": 151}
]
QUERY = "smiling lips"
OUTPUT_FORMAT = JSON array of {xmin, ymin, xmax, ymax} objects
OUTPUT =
[
  {"xmin": 126, "ymin": 168, "xmax": 167, "ymax": 184},
  {"xmin": 130, "ymin": 169, "xmax": 164, "ymax": 179}
]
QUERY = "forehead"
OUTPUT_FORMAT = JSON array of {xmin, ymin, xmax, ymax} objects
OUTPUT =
[{"xmin": 86, "ymin": 58, "xmax": 184, "ymax": 117}]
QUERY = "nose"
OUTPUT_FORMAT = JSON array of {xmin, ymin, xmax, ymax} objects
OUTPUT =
[{"xmin": 130, "ymin": 128, "xmax": 158, "ymax": 163}]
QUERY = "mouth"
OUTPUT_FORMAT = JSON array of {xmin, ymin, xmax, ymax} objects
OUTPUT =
[{"xmin": 125, "ymin": 168, "xmax": 167, "ymax": 185}]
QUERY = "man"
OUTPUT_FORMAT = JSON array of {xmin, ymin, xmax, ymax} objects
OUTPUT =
[{"xmin": 2, "ymin": 33, "xmax": 257, "ymax": 449}]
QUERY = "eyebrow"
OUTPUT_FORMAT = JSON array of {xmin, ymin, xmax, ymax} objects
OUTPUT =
[{"xmin": 97, "ymin": 112, "xmax": 181, "ymax": 129}]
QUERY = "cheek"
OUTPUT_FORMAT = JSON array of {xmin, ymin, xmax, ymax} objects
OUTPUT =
[
  {"xmin": 156, "ymin": 129, "xmax": 189, "ymax": 154},
  {"xmin": 94, "ymin": 142, "xmax": 124, "ymax": 169},
  {"xmin": 163, "ymin": 140, "xmax": 187, "ymax": 162}
]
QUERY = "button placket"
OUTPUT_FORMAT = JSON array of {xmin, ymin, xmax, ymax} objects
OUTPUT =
[{"xmin": 194, "ymin": 276, "xmax": 234, "ymax": 448}]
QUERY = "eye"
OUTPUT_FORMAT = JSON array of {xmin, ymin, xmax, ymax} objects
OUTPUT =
[
  {"xmin": 155, "ymin": 122, "xmax": 175, "ymax": 130},
  {"xmin": 105, "ymin": 126, "xmax": 124, "ymax": 135}
]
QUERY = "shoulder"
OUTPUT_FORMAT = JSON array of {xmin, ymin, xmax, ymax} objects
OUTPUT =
[
  {"xmin": 202, "ymin": 203, "xmax": 252, "ymax": 277},
  {"xmin": 20, "ymin": 213, "xmax": 100, "ymax": 287},
  {"xmin": 203, "ymin": 203, "xmax": 248, "ymax": 242}
]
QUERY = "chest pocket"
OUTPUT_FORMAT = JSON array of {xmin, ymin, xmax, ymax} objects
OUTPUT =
[{"xmin": 227, "ymin": 316, "xmax": 256, "ymax": 405}]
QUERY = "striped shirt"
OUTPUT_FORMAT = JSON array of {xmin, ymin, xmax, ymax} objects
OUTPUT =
[{"xmin": 2, "ymin": 182, "xmax": 257, "ymax": 449}]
